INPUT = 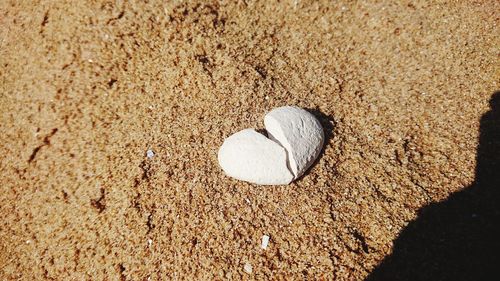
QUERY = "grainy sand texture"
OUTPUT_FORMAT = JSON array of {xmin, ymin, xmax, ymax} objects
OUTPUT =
[{"xmin": 1, "ymin": 0, "xmax": 499, "ymax": 280}]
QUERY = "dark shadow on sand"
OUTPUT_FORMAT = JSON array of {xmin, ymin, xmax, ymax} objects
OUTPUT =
[
  {"xmin": 306, "ymin": 107, "xmax": 336, "ymax": 142},
  {"xmin": 366, "ymin": 91, "xmax": 500, "ymax": 281}
]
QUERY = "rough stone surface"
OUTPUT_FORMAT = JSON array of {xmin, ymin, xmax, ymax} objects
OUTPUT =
[
  {"xmin": 265, "ymin": 106, "xmax": 325, "ymax": 178},
  {"xmin": 218, "ymin": 129, "xmax": 294, "ymax": 185}
]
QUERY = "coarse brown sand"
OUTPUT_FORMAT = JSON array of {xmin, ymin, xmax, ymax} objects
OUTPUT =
[{"xmin": 1, "ymin": 0, "xmax": 499, "ymax": 280}]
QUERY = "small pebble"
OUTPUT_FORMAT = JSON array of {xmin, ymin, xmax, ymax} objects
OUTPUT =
[
  {"xmin": 261, "ymin": 235, "xmax": 270, "ymax": 250},
  {"xmin": 244, "ymin": 262, "xmax": 253, "ymax": 274},
  {"xmin": 146, "ymin": 149, "xmax": 155, "ymax": 158}
]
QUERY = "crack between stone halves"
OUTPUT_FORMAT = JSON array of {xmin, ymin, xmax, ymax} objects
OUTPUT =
[{"xmin": 257, "ymin": 128, "xmax": 296, "ymax": 179}]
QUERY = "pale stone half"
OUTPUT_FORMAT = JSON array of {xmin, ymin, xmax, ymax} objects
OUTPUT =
[
  {"xmin": 218, "ymin": 129, "xmax": 294, "ymax": 185},
  {"xmin": 264, "ymin": 106, "xmax": 324, "ymax": 179}
]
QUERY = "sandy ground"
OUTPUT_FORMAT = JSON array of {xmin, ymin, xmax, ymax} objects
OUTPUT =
[{"xmin": 1, "ymin": 0, "xmax": 499, "ymax": 280}]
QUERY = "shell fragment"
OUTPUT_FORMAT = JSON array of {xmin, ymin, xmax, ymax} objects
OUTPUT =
[{"xmin": 261, "ymin": 235, "xmax": 270, "ymax": 249}]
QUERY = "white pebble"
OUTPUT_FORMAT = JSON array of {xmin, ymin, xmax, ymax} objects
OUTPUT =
[
  {"xmin": 146, "ymin": 149, "xmax": 155, "ymax": 158},
  {"xmin": 244, "ymin": 262, "xmax": 253, "ymax": 274},
  {"xmin": 261, "ymin": 235, "xmax": 270, "ymax": 250}
]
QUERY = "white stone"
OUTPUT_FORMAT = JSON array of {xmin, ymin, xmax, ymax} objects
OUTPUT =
[
  {"xmin": 218, "ymin": 129, "xmax": 294, "ymax": 185},
  {"xmin": 264, "ymin": 106, "xmax": 324, "ymax": 178}
]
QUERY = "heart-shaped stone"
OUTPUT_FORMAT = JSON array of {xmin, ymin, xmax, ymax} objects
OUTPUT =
[{"xmin": 218, "ymin": 106, "xmax": 325, "ymax": 185}]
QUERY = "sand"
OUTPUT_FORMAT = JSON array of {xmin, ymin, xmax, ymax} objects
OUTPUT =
[{"xmin": 1, "ymin": 0, "xmax": 499, "ymax": 280}]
